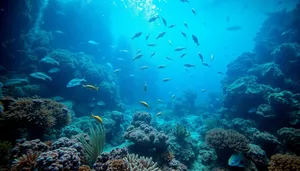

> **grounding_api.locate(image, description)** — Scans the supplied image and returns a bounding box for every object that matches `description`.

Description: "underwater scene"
[1,0,300,170]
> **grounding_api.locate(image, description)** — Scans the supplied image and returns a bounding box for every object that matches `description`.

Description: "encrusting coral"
[268,154,300,171]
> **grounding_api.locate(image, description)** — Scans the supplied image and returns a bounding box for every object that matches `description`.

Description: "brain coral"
[205,128,249,152]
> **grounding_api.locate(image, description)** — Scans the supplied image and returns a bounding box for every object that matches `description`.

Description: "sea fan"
[10,150,40,171]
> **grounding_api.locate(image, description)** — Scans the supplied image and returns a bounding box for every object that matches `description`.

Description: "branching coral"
[124,154,161,171]
[173,123,191,140]
[268,154,300,171]
[10,150,40,171]
[205,128,249,152]
[4,97,71,130]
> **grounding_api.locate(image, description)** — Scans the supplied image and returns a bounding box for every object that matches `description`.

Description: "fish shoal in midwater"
[166,57,173,61]
[4,78,29,87]
[150,52,155,58]
[114,69,122,73]
[217,71,224,75]
[146,33,151,40]
[48,68,60,73]
[132,32,143,40]
[148,43,156,47]
[184,21,188,28]
[157,99,163,103]
[83,84,99,91]
[211,54,214,61]
[133,54,143,61]
[180,0,190,3]
[202,62,210,67]
[30,72,52,81]
[140,101,150,108]
[168,40,172,46]
[91,113,103,124]
[181,31,187,38]
[171,94,176,99]
[156,111,163,116]
[192,8,196,15]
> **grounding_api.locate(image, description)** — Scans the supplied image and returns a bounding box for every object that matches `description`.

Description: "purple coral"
[93,148,128,171]
[12,139,49,158]
[124,123,168,149]
[36,147,81,171]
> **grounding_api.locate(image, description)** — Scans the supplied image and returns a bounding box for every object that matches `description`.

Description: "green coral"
[173,123,191,140]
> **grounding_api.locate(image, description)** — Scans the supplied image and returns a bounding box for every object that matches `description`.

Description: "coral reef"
[10,151,40,171]
[277,127,300,155]
[173,124,191,140]
[268,154,300,171]
[12,139,49,158]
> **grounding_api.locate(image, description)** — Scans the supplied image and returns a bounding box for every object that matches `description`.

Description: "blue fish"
[67,78,86,88]
[48,68,60,73]
[228,153,244,167]
[30,72,52,81]
[4,78,29,87]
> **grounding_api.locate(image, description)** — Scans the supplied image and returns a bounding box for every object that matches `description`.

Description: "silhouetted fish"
[226,26,242,31]
[132,32,143,40]
[192,35,199,46]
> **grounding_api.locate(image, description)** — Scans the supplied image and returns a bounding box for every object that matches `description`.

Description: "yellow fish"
[91,113,103,124]
[83,85,99,91]
[140,101,150,108]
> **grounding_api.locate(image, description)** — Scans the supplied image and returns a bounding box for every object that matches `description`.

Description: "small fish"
[146,33,151,40]
[120,49,129,53]
[192,35,199,46]
[48,68,60,73]
[140,101,150,108]
[184,64,195,67]
[201,89,206,92]
[158,65,166,69]
[133,54,143,61]
[136,49,142,54]
[148,43,156,47]
[114,69,122,73]
[168,24,176,28]
[248,107,257,113]
[4,78,29,87]
[198,52,204,62]
[168,40,172,46]
[106,62,113,69]
[83,84,99,91]
[171,94,176,99]
[140,66,148,70]
[181,31,187,38]
[67,78,86,88]
[156,111,163,116]
[217,71,224,75]
[156,32,166,39]
[191,8,196,15]
[30,72,52,81]
[132,32,143,40]
[161,17,167,26]
[202,62,210,67]
[174,47,186,51]
[150,52,156,58]
[180,0,189,3]
[226,15,230,23]
[166,57,173,61]
[97,101,106,106]
[179,53,186,58]
[148,15,160,22]
[55,30,64,34]
[157,99,163,103]
[211,54,214,61]
[91,113,103,124]
[162,78,171,82]
[176,88,180,91]
[228,153,244,167]
[183,21,188,28]
[144,83,147,91]
[88,40,99,46]
[39,56,60,66]
[226,26,242,31]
